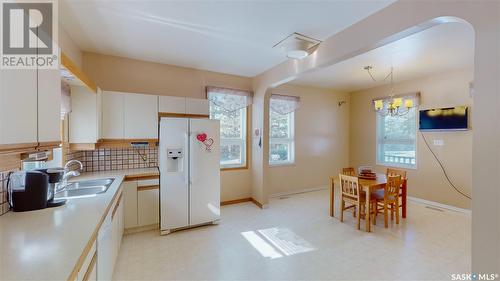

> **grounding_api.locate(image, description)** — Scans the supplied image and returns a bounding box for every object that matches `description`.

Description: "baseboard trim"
[251,198,264,209]
[221,198,252,206]
[269,186,328,198]
[220,197,264,209]
[408,196,471,214]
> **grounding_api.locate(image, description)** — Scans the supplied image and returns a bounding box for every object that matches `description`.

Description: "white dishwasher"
[97,210,113,281]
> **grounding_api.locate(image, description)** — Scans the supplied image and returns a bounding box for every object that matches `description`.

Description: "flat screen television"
[419,106,468,131]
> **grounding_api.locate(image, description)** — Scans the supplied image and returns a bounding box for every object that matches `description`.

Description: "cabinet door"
[158,96,185,114]
[111,201,119,269]
[77,239,96,281]
[84,258,97,281]
[96,88,102,141]
[138,188,159,226]
[123,93,158,139]
[69,86,99,143]
[186,98,209,115]
[37,69,61,143]
[118,195,124,248]
[102,91,124,139]
[123,181,138,229]
[0,69,38,144]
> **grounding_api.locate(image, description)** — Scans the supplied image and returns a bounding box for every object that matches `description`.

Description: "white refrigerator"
[159,117,221,235]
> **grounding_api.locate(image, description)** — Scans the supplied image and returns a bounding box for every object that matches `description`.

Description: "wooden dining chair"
[341,167,358,217]
[386,168,406,212]
[386,168,407,180]
[374,175,401,228]
[342,167,356,176]
[339,174,376,230]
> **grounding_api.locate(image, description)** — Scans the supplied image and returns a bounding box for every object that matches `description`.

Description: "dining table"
[329,173,407,232]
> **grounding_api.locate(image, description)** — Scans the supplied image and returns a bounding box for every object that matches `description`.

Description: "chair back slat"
[339,174,361,199]
[386,168,407,180]
[342,167,356,176]
[386,175,401,199]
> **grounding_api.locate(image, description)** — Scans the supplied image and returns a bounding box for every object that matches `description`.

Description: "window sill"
[376,162,417,170]
[221,166,248,171]
[269,162,295,168]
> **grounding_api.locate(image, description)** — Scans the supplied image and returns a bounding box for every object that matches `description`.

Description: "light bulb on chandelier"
[364,66,415,117]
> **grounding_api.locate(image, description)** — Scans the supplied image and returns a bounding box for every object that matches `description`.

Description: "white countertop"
[0,168,159,281]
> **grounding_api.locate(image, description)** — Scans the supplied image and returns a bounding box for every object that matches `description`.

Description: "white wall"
[350,68,473,209]
[268,84,350,196]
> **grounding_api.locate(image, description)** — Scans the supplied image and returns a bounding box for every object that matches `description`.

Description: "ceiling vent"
[273,32,321,60]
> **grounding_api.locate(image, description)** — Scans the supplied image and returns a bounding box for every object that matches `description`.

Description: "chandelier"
[364,66,415,117]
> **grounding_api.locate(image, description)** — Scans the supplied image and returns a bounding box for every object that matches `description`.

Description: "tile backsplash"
[71,148,158,172]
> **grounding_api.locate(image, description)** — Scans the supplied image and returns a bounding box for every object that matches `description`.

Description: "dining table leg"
[365,187,371,232]
[329,177,334,217]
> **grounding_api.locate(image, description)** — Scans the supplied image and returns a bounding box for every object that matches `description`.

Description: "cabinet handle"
[82,251,97,281]
[111,193,123,220]
[137,185,159,191]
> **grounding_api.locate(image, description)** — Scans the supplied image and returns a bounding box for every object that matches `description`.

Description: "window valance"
[206,86,253,112]
[270,94,300,115]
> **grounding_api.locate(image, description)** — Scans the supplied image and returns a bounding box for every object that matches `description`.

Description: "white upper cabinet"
[159,96,186,114]
[0,68,60,146]
[69,86,102,143]
[159,96,209,115]
[37,69,61,143]
[102,91,158,139]
[102,91,125,139]
[0,69,38,145]
[123,93,158,139]
[186,98,209,115]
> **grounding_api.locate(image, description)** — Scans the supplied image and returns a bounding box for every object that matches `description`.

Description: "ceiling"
[291,22,475,92]
[59,0,395,77]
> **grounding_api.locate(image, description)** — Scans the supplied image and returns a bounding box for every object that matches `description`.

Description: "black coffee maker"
[8,170,66,212]
[36,168,67,208]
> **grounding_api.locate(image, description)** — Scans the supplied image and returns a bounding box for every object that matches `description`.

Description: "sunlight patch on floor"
[241,227,316,259]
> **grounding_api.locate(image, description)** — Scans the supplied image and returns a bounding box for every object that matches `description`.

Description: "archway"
[251,1,499,273]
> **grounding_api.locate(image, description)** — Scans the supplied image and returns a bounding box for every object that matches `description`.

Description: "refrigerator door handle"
[185,132,189,185]
[189,132,196,185]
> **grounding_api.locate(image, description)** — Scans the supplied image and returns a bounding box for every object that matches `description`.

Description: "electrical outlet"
[433,139,444,146]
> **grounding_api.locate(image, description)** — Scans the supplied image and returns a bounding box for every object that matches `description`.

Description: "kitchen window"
[376,107,417,168]
[207,86,252,169]
[269,94,299,166]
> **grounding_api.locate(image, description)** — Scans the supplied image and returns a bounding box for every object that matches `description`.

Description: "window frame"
[209,104,249,171]
[375,108,418,169]
[269,110,295,166]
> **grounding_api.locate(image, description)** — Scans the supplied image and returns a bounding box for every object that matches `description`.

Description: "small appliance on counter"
[36,168,67,208]
[8,170,66,212]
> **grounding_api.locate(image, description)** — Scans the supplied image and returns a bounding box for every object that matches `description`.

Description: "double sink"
[55,178,115,199]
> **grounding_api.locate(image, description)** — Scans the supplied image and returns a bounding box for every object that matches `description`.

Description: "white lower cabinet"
[77,239,96,281]
[138,188,160,226]
[123,181,138,229]
[112,194,124,266]
[123,178,160,230]
[97,206,113,281]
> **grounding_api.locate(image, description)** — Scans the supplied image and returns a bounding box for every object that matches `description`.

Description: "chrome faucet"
[58,160,83,192]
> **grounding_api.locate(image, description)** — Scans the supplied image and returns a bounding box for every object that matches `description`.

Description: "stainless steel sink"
[55,178,114,199]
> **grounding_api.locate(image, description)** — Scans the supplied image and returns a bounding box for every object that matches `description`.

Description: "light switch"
[433,139,444,146]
